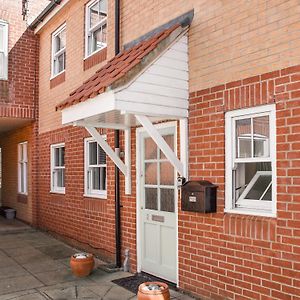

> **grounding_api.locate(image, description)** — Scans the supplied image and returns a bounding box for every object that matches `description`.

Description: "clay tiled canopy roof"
[56,24,186,111]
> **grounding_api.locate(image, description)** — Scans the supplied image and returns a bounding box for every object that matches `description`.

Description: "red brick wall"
[0,0,39,119]
[36,126,129,261]
[181,65,300,299]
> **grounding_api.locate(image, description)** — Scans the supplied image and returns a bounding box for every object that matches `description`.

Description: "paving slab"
[0,289,39,300]
[0,265,29,280]
[36,244,75,260]
[0,275,44,296]
[35,268,86,286]
[103,285,135,300]
[22,259,67,275]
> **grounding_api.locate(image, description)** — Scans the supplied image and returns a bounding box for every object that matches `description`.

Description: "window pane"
[98,145,106,165]
[262,185,272,201]
[245,174,272,200]
[89,142,97,165]
[56,169,64,188]
[145,162,157,185]
[0,25,3,51]
[55,148,60,166]
[144,137,157,160]
[54,29,66,53]
[160,162,174,185]
[254,116,269,157]
[236,118,251,158]
[160,134,174,159]
[92,167,100,190]
[234,162,271,200]
[145,187,157,210]
[92,26,106,52]
[20,164,24,192]
[160,188,174,212]
[59,147,65,166]
[100,167,106,190]
[0,53,4,77]
[90,0,107,28]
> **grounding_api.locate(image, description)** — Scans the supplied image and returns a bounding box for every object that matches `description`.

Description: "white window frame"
[84,136,107,199]
[85,0,107,58]
[18,142,28,195]
[0,20,8,80]
[50,143,65,194]
[51,23,66,78]
[225,104,276,217]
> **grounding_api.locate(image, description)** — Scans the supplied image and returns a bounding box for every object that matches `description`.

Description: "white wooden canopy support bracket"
[135,114,185,177]
[85,126,131,195]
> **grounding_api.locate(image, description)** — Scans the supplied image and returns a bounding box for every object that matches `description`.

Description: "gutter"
[29,0,62,30]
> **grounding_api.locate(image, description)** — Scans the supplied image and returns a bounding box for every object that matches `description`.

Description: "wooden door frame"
[136,121,179,285]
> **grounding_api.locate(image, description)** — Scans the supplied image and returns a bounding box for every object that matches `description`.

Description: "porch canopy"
[57,23,190,195]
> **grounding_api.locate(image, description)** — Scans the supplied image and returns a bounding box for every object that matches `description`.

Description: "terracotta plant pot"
[70,253,95,277]
[137,282,170,300]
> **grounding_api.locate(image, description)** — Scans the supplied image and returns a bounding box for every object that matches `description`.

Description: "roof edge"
[29,0,64,30]
[124,10,194,51]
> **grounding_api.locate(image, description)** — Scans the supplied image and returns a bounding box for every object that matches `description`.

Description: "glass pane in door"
[160,189,175,212]
[145,187,158,210]
[145,137,157,160]
[160,162,174,185]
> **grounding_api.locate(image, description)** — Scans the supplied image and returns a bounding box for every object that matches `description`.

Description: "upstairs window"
[18,142,28,195]
[51,23,66,77]
[51,143,65,193]
[85,0,107,57]
[84,137,107,198]
[0,20,8,80]
[225,104,276,217]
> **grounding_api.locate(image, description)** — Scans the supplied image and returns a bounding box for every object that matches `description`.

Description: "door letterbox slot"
[181,180,217,213]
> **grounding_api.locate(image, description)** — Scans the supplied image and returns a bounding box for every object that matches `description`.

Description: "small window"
[18,142,28,195]
[0,20,8,80]
[225,104,276,216]
[51,23,66,77]
[51,143,65,193]
[84,137,107,198]
[85,0,107,57]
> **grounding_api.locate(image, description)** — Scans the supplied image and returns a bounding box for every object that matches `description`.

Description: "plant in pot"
[137,282,170,300]
[70,253,95,277]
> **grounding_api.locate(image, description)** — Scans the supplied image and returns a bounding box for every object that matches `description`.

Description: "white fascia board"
[61,91,116,125]
[34,0,70,34]
[116,99,188,119]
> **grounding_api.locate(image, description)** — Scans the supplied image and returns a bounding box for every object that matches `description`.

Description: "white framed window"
[18,142,28,195]
[51,23,66,78]
[0,20,8,80]
[84,137,107,198]
[50,143,65,194]
[225,104,276,217]
[85,0,107,57]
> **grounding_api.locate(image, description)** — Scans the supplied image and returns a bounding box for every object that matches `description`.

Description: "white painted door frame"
[136,121,179,286]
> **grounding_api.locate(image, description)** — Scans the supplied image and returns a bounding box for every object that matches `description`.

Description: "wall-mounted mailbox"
[181,180,218,213]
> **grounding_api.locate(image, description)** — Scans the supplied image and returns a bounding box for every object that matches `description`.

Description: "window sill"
[83,193,107,200]
[50,190,65,195]
[83,47,107,71]
[224,208,276,218]
[18,192,28,196]
[50,71,66,89]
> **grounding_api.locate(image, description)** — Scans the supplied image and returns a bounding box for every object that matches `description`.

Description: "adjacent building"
[1,0,300,299]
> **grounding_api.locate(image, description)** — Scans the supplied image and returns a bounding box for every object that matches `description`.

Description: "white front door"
[137,123,177,283]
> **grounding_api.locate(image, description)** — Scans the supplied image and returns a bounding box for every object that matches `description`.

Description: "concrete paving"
[0,228,194,300]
